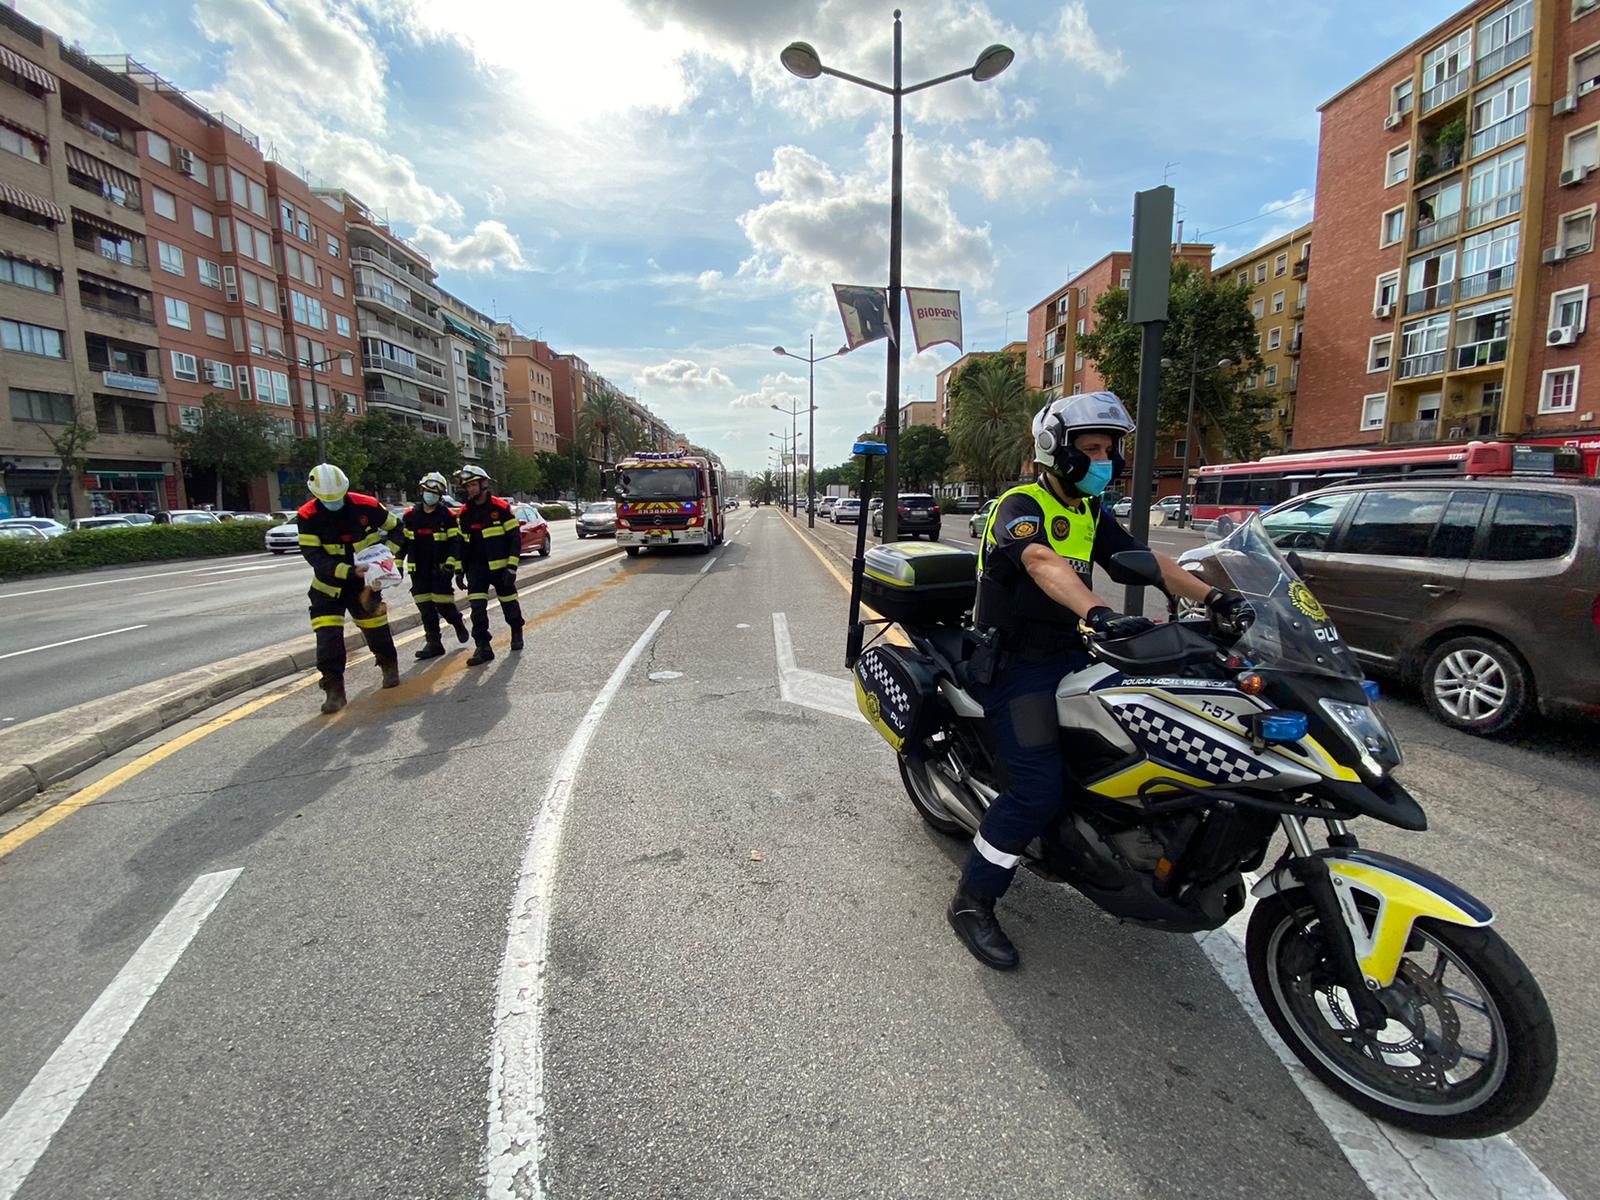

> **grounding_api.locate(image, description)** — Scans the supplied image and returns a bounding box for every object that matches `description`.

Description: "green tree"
[576,391,642,473]
[899,424,951,491]
[169,394,281,508]
[481,442,543,498]
[749,470,780,504]
[947,353,1037,500]
[534,450,573,497]
[38,419,97,519]
[1076,262,1276,462]
[286,417,372,505]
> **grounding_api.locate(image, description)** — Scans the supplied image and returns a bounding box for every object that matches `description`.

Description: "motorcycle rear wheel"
[1246,889,1557,1138]
[897,751,969,837]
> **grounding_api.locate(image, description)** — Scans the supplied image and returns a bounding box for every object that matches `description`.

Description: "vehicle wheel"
[1246,888,1557,1139]
[539,540,551,557]
[696,538,712,555]
[897,753,968,837]
[1421,636,1530,735]
[575,530,586,539]
[927,530,939,542]
[624,546,640,558]
[272,549,287,555]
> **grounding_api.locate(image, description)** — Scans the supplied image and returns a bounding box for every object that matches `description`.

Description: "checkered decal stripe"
[857,649,912,731]
[1118,704,1274,785]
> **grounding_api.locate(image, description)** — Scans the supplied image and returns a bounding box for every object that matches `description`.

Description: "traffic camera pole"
[1123,185,1176,616]
[845,440,888,667]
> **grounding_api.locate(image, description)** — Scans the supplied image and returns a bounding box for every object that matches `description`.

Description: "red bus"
[1190,441,1586,531]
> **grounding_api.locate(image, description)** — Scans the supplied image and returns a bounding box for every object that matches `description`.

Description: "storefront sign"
[102,370,160,394]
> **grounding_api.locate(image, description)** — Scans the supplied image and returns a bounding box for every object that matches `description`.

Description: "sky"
[23,0,1472,475]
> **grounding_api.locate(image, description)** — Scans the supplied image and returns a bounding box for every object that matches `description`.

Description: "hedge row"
[0,521,274,581]
[538,504,574,520]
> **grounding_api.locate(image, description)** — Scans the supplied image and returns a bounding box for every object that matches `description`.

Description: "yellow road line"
[778,511,908,646]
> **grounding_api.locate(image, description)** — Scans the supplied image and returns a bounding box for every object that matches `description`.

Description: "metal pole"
[1124,318,1166,615]
[791,406,799,517]
[807,334,816,528]
[882,9,903,543]
[844,452,875,668]
[1179,344,1198,529]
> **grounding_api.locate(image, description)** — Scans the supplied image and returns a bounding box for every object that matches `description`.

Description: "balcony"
[61,109,136,160]
[1388,417,1442,444]
[1476,31,1531,82]
[1413,211,1460,250]
[72,232,147,271]
[1421,70,1469,115]
[366,389,424,415]
[354,283,438,327]
[358,318,444,361]
[362,353,447,387]
[1454,338,1508,372]
[1457,264,1515,301]
[1291,253,1309,280]
[351,246,439,300]
[81,296,155,326]
[1397,351,1447,380]
[1404,281,1455,315]
[1471,109,1527,159]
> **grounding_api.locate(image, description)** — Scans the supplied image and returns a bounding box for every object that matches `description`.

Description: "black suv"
[872,493,942,539]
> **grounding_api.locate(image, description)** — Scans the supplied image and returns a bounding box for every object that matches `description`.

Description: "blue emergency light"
[853,441,888,456]
[1255,711,1309,744]
[1361,680,1381,702]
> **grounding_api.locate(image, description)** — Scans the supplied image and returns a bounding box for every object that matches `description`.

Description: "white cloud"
[934,136,1059,202]
[640,359,734,390]
[1032,2,1125,84]
[305,135,464,225]
[410,220,531,272]
[731,371,806,410]
[696,269,724,289]
[1209,188,1315,269]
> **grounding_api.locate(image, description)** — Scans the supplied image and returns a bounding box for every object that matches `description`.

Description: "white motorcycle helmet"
[1031,392,1135,494]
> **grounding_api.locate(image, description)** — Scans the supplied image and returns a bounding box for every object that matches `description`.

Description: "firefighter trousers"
[308,587,398,683]
[465,564,523,647]
[410,568,467,645]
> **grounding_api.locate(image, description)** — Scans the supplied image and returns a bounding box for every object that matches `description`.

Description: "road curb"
[0,543,620,817]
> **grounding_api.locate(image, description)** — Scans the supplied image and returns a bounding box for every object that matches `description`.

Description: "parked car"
[0,523,47,540]
[1111,496,1135,518]
[121,512,154,526]
[1150,496,1187,521]
[71,515,134,531]
[817,497,839,518]
[1179,478,1600,735]
[832,498,862,524]
[153,510,221,525]
[968,497,998,539]
[953,496,987,514]
[0,517,67,537]
[872,492,941,539]
[265,519,300,555]
[575,501,617,538]
[512,503,552,557]
[270,510,298,523]
[223,511,273,522]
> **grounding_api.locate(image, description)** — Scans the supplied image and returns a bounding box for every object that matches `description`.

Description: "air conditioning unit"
[1555,95,1579,116]
[1384,112,1404,130]
[1374,303,1394,319]
[1559,165,1592,187]
[1549,326,1579,346]
[1543,245,1566,264]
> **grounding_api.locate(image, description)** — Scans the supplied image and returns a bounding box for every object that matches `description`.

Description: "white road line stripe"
[0,868,241,1200]
[0,556,269,600]
[0,625,148,661]
[1194,886,1567,1200]
[483,609,670,1200]
[772,613,864,724]
[698,553,717,575]
[132,580,231,598]
[192,562,297,576]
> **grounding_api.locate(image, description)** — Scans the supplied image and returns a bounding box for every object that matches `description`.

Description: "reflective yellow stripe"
[499,520,522,534]
[415,592,455,604]
[334,562,351,580]
[297,533,319,546]
[498,593,520,604]
[487,557,516,570]
[310,577,342,597]
[352,613,389,630]
[318,542,346,556]
[310,614,344,629]
[353,530,388,552]
[467,592,490,600]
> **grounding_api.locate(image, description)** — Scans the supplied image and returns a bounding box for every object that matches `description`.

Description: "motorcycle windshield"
[1201,516,1362,681]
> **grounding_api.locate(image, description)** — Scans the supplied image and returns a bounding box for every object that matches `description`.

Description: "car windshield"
[174,513,214,523]
[586,502,616,514]
[903,496,935,509]
[617,467,699,500]
[1187,516,1362,681]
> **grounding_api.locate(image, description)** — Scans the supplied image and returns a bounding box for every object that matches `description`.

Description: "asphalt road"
[0,520,591,726]
[0,507,1593,1199]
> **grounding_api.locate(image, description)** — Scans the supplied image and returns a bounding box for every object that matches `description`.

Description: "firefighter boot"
[379,659,402,689]
[319,677,347,715]
[415,638,446,660]
[448,607,469,643]
[467,642,496,667]
[509,624,525,652]
[415,604,445,659]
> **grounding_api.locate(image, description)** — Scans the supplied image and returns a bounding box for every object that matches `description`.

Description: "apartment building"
[0,12,176,518]
[315,188,453,440]
[493,322,557,460]
[932,341,1025,428]
[1297,0,1600,460]
[1214,222,1313,451]
[434,293,505,463]
[899,400,936,429]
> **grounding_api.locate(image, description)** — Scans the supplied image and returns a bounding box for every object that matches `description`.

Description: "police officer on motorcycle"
[949,392,1251,970]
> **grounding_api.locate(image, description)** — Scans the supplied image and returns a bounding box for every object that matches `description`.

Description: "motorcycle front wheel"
[1246,889,1557,1139]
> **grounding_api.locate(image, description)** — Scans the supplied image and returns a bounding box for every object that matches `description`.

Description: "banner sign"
[833,284,893,351]
[905,288,962,353]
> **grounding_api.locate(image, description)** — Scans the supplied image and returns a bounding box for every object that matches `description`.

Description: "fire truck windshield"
[618,467,700,500]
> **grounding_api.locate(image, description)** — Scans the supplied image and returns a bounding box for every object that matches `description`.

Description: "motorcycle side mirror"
[1284,550,1306,576]
[1109,548,1165,591]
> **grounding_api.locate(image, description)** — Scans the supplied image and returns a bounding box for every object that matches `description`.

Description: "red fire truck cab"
[613,452,725,556]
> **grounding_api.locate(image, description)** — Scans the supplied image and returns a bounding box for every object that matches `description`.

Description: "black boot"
[947,885,1019,971]
[509,625,524,652]
[379,660,401,688]
[449,611,469,643]
[319,677,347,715]
[467,643,495,667]
[414,639,445,660]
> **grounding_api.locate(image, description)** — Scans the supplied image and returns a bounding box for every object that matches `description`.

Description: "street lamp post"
[782,18,1012,541]
[1162,351,1233,528]
[775,335,848,527]
[269,350,351,463]
[771,396,816,519]
[770,432,794,507]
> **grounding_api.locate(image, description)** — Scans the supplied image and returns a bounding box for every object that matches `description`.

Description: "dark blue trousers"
[960,650,1089,899]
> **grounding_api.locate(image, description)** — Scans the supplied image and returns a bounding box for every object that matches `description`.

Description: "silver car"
[575,501,618,538]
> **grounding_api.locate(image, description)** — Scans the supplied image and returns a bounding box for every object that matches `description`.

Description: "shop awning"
[0,111,45,141]
[441,312,476,338]
[0,180,65,223]
[65,143,139,194]
[0,45,57,92]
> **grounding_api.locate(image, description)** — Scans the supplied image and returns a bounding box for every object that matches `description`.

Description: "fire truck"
[612,451,726,556]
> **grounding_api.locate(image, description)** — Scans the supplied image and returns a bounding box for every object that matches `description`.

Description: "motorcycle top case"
[854,644,940,753]
[861,541,977,625]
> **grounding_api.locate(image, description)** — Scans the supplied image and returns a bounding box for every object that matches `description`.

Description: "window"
[0,255,57,293]
[330,274,345,298]
[255,366,274,402]
[1368,335,1394,372]
[1392,77,1414,116]
[204,310,225,338]
[1255,263,1268,284]
[157,241,184,276]
[335,314,351,337]
[1361,394,1388,431]
[0,124,44,163]
[145,132,170,165]
[1375,270,1401,311]
[197,257,222,288]
[203,359,234,388]
[1476,0,1532,78]
[1265,365,1279,386]
[1076,318,1085,336]
[1344,490,1448,556]
[1252,298,1265,318]
[1458,221,1518,299]
[223,265,237,301]
[1415,179,1463,247]
[1274,253,1288,277]
[246,179,267,217]
[2,319,64,357]
[1552,286,1590,333]
[1271,290,1285,314]
[1484,492,1577,560]
[1453,297,1512,369]
[192,207,214,238]
[1263,492,1356,551]
[241,270,260,307]
[1471,66,1530,157]
[1236,271,1248,287]
[1575,44,1600,98]
[1429,492,1488,560]
[9,388,74,422]
[1386,145,1411,186]
[1566,125,1600,173]
[1405,247,1456,313]
[1466,146,1525,231]
[1540,367,1581,414]
[151,187,176,221]
[327,234,340,258]
[1422,29,1472,111]
[170,350,199,382]
[1381,206,1406,247]
[244,319,265,354]
[163,296,191,329]
[1074,352,1084,370]
[1267,327,1283,350]
[1399,313,1451,378]
[1119,269,1131,288]
[237,370,250,401]
[279,201,295,234]
[266,324,283,355]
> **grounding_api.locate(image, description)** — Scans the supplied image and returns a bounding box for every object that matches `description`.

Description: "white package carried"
[354,543,404,591]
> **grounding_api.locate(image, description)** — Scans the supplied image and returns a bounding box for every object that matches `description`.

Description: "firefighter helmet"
[456,465,491,487]
[418,471,451,495]
[307,463,350,503]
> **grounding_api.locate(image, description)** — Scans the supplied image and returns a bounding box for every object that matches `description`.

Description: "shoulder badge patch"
[1006,517,1039,538]
[1050,516,1070,540]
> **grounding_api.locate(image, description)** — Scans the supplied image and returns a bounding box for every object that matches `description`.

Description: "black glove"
[1083,607,1156,639]
[1205,588,1256,633]
[455,571,467,592]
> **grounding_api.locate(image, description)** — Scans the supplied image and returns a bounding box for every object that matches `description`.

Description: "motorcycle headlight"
[1318,698,1403,780]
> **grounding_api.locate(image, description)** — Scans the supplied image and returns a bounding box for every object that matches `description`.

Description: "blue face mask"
[321,497,345,512]
[422,491,441,505]
[1078,460,1114,497]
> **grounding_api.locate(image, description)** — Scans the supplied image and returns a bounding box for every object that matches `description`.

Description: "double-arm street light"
[1161,351,1234,528]
[774,337,848,527]
[782,15,1012,540]
[770,396,817,519]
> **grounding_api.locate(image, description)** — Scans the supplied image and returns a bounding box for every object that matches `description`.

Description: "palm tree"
[576,391,643,475]
[947,354,1038,499]
[750,470,779,505]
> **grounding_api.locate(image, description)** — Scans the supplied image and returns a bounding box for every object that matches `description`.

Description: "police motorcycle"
[850,516,1557,1139]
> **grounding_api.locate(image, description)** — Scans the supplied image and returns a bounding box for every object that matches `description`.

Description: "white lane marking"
[697,553,717,576]
[0,868,241,1200]
[1194,887,1567,1200]
[0,555,270,600]
[483,609,671,1200]
[192,562,298,576]
[132,580,231,598]
[772,613,864,724]
[0,625,149,661]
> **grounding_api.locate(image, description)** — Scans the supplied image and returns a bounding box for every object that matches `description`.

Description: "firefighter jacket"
[397,503,462,576]
[457,494,521,573]
[296,492,402,599]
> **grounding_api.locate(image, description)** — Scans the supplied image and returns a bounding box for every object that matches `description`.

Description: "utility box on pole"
[1124,185,1174,614]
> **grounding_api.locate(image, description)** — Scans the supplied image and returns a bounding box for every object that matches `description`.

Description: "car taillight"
[898,506,909,514]
[1593,594,1600,630]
